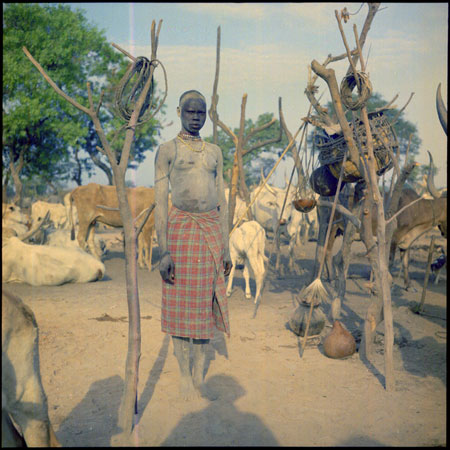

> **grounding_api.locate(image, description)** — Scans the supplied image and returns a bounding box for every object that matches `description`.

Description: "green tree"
[3,3,120,202]
[3,3,165,203]
[70,57,166,186]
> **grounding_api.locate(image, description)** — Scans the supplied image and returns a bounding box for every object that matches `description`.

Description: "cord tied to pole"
[114,56,167,126]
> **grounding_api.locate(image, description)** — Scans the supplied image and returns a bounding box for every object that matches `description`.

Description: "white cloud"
[180,3,268,20]
[119,42,311,98]
[281,2,356,27]
[116,18,448,188]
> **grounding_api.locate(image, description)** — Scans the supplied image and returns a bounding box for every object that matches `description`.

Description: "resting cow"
[2,203,31,236]
[2,289,60,447]
[31,200,67,229]
[2,237,105,286]
[226,220,268,304]
[46,228,106,257]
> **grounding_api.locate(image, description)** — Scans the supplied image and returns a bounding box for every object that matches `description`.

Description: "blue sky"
[64,2,448,188]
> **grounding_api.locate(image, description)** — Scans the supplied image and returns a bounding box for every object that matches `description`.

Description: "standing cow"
[286,204,319,273]
[2,289,60,447]
[224,188,251,226]
[68,183,155,269]
[250,183,295,235]
[63,192,78,230]
[226,220,268,304]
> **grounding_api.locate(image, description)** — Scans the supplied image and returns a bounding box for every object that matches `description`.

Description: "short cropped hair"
[179,90,206,107]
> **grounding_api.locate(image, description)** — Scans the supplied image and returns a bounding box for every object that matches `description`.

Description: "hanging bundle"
[313,110,397,184]
[293,196,317,213]
[293,178,317,213]
[114,56,167,125]
[293,164,317,213]
[292,126,317,213]
[340,71,373,111]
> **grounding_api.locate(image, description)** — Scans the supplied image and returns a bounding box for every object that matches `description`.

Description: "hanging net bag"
[314,110,397,184]
[292,136,317,213]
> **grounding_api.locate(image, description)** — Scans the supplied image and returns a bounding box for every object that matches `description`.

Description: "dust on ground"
[4,228,446,446]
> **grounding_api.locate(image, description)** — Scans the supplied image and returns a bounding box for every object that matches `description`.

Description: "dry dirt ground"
[3,228,446,447]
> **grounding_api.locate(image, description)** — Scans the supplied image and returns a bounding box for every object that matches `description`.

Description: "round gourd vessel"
[323,320,356,359]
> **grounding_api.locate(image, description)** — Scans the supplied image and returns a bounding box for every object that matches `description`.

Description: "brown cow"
[68,183,155,270]
[316,175,447,290]
[2,289,60,447]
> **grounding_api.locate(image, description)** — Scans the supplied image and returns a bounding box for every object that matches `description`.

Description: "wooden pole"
[23,19,165,439]
[229,122,304,237]
[300,153,347,357]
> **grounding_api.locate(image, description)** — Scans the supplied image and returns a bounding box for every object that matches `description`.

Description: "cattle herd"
[1,153,447,446]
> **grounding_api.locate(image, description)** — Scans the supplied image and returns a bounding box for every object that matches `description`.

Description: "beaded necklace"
[177,134,205,153]
[178,132,201,141]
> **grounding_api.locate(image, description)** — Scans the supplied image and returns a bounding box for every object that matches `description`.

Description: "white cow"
[2,237,105,286]
[2,203,31,236]
[46,228,106,256]
[63,191,78,229]
[286,198,319,273]
[226,220,268,304]
[249,182,296,274]
[31,200,67,229]
[224,188,250,226]
[2,289,60,447]
[250,183,295,235]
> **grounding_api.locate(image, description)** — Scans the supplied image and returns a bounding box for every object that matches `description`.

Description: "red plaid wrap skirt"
[161,206,230,339]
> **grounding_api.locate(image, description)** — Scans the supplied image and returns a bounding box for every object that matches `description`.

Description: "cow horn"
[134,203,156,238]
[427,151,441,199]
[264,183,276,195]
[259,167,265,185]
[97,204,120,211]
[436,83,447,135]
[17,211,51,242]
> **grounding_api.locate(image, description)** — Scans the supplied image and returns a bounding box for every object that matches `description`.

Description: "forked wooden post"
[23,19,166,440]
[208,26,282,229]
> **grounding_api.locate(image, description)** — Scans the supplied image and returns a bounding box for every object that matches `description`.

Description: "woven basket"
[315,111,397,183]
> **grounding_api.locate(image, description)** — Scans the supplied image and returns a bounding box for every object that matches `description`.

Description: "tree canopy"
[73,57,166,186]
[3,3,165,201]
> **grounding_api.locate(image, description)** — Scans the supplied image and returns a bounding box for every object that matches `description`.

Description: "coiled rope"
[114,56,167,125]
[340,71,372,110]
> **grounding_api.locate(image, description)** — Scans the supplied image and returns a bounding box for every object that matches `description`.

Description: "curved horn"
[264,182,276,195]
[259,166,265,185]
[427,151,441,199]
[259,166,276,195]
[436,83,447,135]
[97,204,120,211]
[134,203,156,238]
[17,210,51,242]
